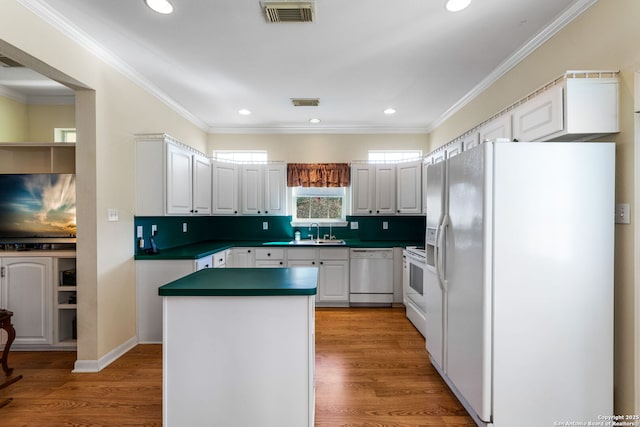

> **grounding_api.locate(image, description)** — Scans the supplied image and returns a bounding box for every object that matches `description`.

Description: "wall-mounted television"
[0,174,76,242]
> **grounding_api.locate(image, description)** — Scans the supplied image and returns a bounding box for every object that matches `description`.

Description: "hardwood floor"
[0,307,474,426]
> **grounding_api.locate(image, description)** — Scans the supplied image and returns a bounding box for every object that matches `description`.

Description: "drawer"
[286,248,317,261]
[255,248,285,260]
[213,250,226,268]
[318,248,349,260]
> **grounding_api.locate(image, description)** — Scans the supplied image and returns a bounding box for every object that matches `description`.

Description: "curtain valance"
[287,163,350,187]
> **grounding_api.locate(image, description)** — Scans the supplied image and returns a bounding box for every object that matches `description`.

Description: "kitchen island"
[158,267,317,427]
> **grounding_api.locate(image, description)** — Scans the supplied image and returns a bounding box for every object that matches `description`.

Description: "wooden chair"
[0,309,23,408]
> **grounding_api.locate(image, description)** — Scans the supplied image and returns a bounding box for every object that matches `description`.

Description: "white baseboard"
[72,336,138,373]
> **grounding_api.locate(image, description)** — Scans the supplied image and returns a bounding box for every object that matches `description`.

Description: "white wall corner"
[634,70,640,416]
[72,336,138,373]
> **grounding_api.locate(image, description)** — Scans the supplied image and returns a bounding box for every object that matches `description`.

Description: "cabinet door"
[166,143,193,215]
[229,248,255,268]
[192,154,212,215]
[240,165,264,215]
[0,257,52,346]
[351,164,375,215]
[375,164,396,215]
[212,161,239,215]
[264,164,286,215]
[396,160,422,214]
[462,132,481,151]
[512,85,564,142]
[479,114,512,143]
[318,260,349,303]
[446,140,464,158]
[195,255,213,270]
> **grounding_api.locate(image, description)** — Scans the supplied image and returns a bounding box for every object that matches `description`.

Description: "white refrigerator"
[424,141,614,427]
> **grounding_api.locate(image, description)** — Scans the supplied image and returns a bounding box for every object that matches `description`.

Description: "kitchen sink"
[289,239,346,245]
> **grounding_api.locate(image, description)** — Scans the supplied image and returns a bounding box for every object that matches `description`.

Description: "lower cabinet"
[228,247,256,267]
[287,248,349,306]
[0,257,52,346]
[255,248,285,268]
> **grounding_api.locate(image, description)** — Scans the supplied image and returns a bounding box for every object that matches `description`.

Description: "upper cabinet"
[396,160,422,214]
[212,160,239,215]
[351,163,397,215]
[240,163,286,215]
[136,134,211,216]
[479,114,512,143]
[512,72,619,142]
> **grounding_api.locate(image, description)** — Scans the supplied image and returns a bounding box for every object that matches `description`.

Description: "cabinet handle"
[234,210,238,214]
[267,253,271,257]
[376,210,380,214]
[320,261,324,265]
[258,211,261,214]
[369,210,372,214]
[397,209,400,213]
[248,250,251,253]
[312,261,315,265]
[265,210,269,214]
[279,261,283,265]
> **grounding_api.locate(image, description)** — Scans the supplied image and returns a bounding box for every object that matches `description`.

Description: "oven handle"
[435,214,449,293]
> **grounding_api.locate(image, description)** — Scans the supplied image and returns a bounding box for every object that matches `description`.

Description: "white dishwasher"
[349,248,393,306]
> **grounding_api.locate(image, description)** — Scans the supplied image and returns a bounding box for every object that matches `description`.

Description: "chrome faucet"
[309,223,320,241]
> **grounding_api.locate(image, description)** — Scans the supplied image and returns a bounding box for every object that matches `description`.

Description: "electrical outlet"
[350,221,359,230]
[108,208,119,222]
[151,224,157,235]
[615,203,630,224]
[383,221,389,230]
[182,222,188,233]
[263,221,269,230]
[136,226,143,238]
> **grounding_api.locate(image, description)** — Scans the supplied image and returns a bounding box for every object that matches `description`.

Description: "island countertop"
[158,267,318,297]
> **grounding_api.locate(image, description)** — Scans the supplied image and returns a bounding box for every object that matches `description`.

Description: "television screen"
[0,174,76,239]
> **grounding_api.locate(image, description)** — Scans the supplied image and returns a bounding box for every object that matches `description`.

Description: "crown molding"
[16,0,209,131]
[207,125,429,135]
[0,85,28,103]
[427,0,599,132]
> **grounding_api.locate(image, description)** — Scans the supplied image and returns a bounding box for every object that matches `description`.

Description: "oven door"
[406,255,426,315]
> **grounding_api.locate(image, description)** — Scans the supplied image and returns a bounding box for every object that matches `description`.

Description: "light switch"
[136,226,143,238]
[151,224,157,235]
[108,208,119,222]
[263,221,269,230]
[383,221,389,230]
[350,221,359,230]
[615,203,630,224]
[182,222,188,232]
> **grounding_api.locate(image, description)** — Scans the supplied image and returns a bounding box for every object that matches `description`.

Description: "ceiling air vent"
[291,98,320,107]
[262,1,314,23]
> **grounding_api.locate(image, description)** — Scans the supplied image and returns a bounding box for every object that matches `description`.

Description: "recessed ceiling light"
[445,0,471,12]
[309,118,321,124]
[238,109,251,115]
[144,0,174,14]
[383,108,397,115]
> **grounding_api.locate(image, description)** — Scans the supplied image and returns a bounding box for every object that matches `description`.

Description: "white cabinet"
[351,163,396,215]
[317,248,349,306]
[396,160,422,214]
[351,163,375,215]
[479,114,512,143]
[462,132,481,151]
[255,248,285,268]
[445,140,464,158]
[135,133,211,216]
[212,160,239,215]
[195,254,214,270]
[287,248,348,306]
[213,249,230,268]
[240,163,286,215]
[192,153,212,215]
[512,75,619,142]
[375,164,396,215]
[228,247,256,267]
[0,257,52,346]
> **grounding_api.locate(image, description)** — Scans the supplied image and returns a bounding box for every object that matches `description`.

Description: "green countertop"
[135,239,422,260]
[158,267,318,296]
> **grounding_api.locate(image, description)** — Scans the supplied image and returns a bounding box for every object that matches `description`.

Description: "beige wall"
[430,0,639,414]
[208,133,429,162]
[1,0,207,362]
[27,103,75,142]
[0,95,27,141]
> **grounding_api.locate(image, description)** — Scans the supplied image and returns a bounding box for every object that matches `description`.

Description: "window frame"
[289,186,349,226]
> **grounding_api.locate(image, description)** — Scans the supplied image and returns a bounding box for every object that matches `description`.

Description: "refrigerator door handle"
[436,214,450,293]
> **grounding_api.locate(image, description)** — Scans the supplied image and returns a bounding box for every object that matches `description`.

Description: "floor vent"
[262,1,314,23]
[291,98,320,107]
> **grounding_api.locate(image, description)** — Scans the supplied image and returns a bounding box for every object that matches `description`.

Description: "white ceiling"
[5,0,594,133]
